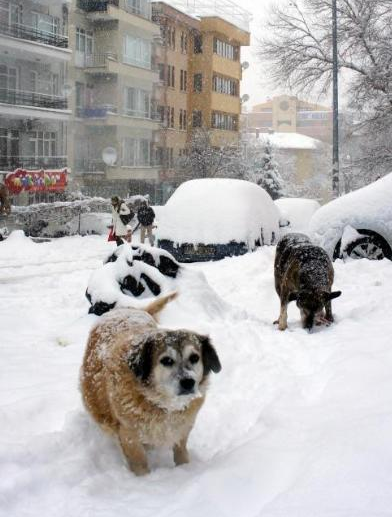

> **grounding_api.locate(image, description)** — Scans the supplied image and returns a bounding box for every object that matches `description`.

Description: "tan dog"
[81,294,221,476]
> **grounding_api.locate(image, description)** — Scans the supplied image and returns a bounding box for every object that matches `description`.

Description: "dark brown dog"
[80,293,221,476]
[274,233,341,331]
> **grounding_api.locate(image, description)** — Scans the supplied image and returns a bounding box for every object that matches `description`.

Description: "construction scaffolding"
[166,0,252,32]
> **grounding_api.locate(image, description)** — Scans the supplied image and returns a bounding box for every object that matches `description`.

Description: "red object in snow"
[5,168,68,194]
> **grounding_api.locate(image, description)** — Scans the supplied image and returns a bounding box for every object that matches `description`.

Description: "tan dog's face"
[128,330,221,411]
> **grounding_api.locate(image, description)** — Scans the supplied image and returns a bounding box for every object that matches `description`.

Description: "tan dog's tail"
[145,291,178,318]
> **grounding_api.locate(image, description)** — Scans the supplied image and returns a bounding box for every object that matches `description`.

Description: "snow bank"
[275,198,321,234]
[158,178,280,248]
[309,173,392,255]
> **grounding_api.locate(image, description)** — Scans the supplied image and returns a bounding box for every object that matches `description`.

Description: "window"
[193,73,202,93]
[158,63,165,82]
[124,35,151,69]
[124,0,151,19]
[76,28,93,54]
[213,38,239,61]
[213,75,238,96]
[211,112,238,131]
[180,70,187,91]
[122,138,151,167]
[167,65,175,88]
[125,87,151,118]
[75,82,85,110]
[162,25,175,49]
[179,109,187,130]
[0,64,18,92]
[29,131,57,158]
[180,31,188,54]
[0,129,19,166]
[193,33,203,54]
[32,12,59,35]
[192,110,202,128]
[0,3,23,26]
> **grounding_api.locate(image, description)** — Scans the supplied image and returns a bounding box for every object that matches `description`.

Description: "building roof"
[250,132,323,150]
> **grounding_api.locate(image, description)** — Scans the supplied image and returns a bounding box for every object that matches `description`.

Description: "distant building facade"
[243,95,332,144]
[0,0,71,204]
[68,0,161,199]
[152,1,250,185]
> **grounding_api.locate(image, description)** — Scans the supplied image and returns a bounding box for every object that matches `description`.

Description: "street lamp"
[332,0,339,197]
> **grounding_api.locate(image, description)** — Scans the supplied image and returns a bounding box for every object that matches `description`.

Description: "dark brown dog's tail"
[145,291,178,318]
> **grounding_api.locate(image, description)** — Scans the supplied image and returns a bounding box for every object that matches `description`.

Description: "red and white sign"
[5,169,68,195]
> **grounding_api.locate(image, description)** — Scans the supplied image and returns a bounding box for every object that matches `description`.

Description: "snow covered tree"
[258,0,392,182]
[247,142,284,200]
[177,128,246,182]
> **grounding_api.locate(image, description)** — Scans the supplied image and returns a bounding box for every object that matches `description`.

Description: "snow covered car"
[275,198,321,234]
[157,178,280,262]
[309,173,392,260]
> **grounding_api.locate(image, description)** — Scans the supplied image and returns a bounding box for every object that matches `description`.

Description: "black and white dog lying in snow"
[274,233,342,331]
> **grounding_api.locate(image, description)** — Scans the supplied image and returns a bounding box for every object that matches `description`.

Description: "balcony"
[75,159,106,174]
[0,21,68,48]
[0,88,67,110]
[84,52,118,69]
[77,0,152,20]
[0,156,67,171]
[77,105,117,118]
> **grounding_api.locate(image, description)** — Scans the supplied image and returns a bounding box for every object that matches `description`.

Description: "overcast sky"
[237,0,285,108]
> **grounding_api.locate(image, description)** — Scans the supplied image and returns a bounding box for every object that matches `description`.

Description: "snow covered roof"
[158,178,280,247]
[249,132,323,150]
[309,173,392,256]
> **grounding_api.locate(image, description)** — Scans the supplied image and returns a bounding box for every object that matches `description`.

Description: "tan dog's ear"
[128,337,154,382]
[200,336,221,375]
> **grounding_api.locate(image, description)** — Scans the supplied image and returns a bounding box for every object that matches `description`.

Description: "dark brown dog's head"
[128,330,221,410]
[290,290,342,330]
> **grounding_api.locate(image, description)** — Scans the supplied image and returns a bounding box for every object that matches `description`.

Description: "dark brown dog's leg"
[278,291,289,331]
[325,300,334,323]
[173,435,190,466]
[118,426,150,476]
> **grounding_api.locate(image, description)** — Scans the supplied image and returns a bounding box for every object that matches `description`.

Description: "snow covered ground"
[1,232,392,517]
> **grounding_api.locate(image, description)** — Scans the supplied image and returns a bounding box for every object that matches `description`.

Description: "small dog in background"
[274,233,342,331]
[80,293,221,476]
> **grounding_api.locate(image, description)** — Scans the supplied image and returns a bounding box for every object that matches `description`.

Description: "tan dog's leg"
[173,435,190,466]
[118,426,149,476]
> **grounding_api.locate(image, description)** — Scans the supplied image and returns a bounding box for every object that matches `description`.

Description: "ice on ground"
[1,235,392,516]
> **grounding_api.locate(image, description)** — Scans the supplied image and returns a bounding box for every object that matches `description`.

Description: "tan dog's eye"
[189,354,200,364]
[160,357,175,367]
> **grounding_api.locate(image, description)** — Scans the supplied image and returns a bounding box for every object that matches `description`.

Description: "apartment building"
[69,0,161,198]
[243,95,333,143]
[0,0,71,204]
[152,1,250,184]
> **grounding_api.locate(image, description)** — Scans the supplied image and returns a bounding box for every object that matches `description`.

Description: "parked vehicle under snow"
[157,179,280,262]
[309,173,392,260]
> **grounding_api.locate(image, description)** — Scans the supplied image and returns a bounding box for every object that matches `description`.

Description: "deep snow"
[1,233,392,517]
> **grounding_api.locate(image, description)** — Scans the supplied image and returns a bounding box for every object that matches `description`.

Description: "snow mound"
[309,173,392,256]
[158,178,280,248]
[275,198,321,234]
[86,244,228,318]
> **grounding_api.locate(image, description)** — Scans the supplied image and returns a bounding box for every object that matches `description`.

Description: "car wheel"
[345,233,392,261]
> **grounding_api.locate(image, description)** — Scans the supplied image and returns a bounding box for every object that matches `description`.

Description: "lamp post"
[332,0,339,197]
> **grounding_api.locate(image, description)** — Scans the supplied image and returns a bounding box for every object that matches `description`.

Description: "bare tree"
[177,128,247,182]
[258,0,392,181]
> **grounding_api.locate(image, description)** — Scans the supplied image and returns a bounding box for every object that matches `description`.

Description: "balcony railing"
[75,159,106,173]
[84,52,118,68]
[0,88,68,110]
[77,0,151,19]
[0,156,67,171]
[77,105,117,118]
[0,21,68,48]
